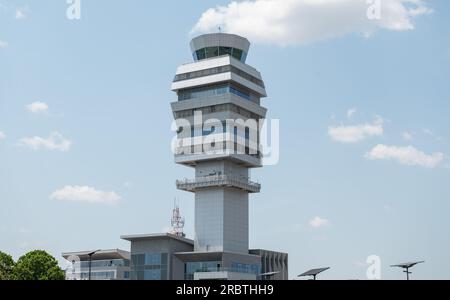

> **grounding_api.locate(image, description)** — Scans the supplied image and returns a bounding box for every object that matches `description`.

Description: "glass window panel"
[131,254,145,266]
[131,271,138,280]
[161,269,167,280]
[185,261,222,279]
[230,86,250,100]
[137,270,144,280]
[196,49,206,60]
[205,47,219,59]
[241,51,248,62]
[219,46,232,56]
[144,269,161,280]
[138,254,145,266]
[161,253,168,266]
[232,48,243,60]
[178,84,229,101]
[145,253,161,266]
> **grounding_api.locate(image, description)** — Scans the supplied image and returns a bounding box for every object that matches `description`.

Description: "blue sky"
[1,0,449,280]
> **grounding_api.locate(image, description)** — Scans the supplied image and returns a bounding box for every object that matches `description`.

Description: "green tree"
[12,250,65,280]
[0,251,15,280]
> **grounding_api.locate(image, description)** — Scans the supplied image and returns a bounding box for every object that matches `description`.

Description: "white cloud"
[192,0,432,46]
[15,7,27,19]
[347,107,357,118]
[402,132,413,141]
[19,131,72,152]
[422,128,445,143]
[26,101,49,114]
[0,131,6,140]
[423,128,433,135]
[50,186,122,205]
[123,182,133,188]
[328,117,383,143]
[0,40,8,49]
[309,216,329,228]
[365,144,444,168]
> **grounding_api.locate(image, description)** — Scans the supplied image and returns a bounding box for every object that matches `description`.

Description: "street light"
[391,261,424,280]
[87,250,101,281]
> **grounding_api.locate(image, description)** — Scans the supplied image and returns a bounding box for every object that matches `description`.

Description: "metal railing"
[176,175,261,193]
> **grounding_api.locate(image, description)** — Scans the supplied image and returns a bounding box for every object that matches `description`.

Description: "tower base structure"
[120,233,288,280]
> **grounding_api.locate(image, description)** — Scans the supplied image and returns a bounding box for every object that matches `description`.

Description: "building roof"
[120,233,194,245]
[190,33,250,56]
[249,249,289,256]
[62,249,130,261]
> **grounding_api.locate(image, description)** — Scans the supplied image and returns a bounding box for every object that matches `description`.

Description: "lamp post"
[87,250,101,280]
[391,261,424,280]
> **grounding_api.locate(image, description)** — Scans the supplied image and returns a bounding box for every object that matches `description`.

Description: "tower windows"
[178,84,252,101]
[220,46,233,56]
[174,103,263,120]
[231,48,243,61]
[193,47,247,62]
[173,65,265,88]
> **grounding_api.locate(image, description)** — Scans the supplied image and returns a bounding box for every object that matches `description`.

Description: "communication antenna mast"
[170,199,185,237]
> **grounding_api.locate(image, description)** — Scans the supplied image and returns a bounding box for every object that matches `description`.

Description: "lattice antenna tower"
[170,198,185,238]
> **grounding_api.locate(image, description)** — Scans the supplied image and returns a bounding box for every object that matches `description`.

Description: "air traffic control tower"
[172,33,266,255]
[169,33,287,280]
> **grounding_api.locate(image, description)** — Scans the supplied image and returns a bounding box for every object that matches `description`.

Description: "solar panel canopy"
[391,261,425,268]
[299,267,330,277]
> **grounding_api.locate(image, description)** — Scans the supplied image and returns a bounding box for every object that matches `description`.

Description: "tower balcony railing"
[176,175,261,193]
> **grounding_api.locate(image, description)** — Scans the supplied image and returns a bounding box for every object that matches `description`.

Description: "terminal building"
[62,249,130,280]
[62,33,288,280]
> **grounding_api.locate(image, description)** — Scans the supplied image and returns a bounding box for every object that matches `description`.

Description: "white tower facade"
[171,33,267,255]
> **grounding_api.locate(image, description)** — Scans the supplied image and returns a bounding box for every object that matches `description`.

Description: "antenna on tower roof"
[170,198,185,238]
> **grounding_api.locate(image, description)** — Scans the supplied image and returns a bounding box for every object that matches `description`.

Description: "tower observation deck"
[171,33,268,255]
